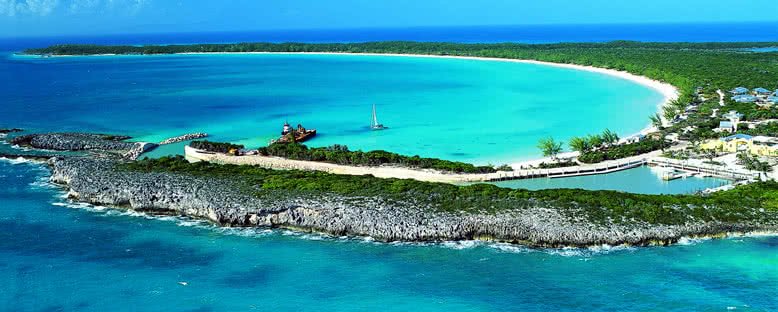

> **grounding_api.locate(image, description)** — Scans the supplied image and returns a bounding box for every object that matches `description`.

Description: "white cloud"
[0,0,59,16]
[0,0,148,17]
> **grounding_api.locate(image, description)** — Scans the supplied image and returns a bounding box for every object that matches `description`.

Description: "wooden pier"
[481,158,648,182]
[647,157,759,181]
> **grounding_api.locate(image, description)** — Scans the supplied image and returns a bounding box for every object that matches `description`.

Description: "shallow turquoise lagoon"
[1,53,664,164]
[1,161,776,311]
[493,165,730,194]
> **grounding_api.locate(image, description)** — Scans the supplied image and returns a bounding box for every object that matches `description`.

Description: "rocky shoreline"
[41,155,775,247]
[5,131,778,248]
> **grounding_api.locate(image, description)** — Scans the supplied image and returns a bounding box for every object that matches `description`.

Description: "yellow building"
[701,134,778,156]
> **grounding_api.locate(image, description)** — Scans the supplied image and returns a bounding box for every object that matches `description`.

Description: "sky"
[2,0,778,38]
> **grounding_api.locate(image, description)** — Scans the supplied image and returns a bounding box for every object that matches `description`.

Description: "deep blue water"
[3,22,778,51]
[1,160,776,311]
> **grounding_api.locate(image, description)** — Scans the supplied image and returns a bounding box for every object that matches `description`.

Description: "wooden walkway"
[481,158,648,181]
[648,157,760,181]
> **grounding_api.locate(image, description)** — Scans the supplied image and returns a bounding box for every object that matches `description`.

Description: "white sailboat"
[370,104,387,130]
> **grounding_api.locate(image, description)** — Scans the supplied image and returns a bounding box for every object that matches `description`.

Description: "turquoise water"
[746,47,778,52]
[1,53,664,164]
[494,165,730,194]
[1,160,776,311]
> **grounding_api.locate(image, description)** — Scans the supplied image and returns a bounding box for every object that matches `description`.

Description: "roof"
[754,87,771,93]
[731,87,749,94]
[722,133,752,141]
[733,95,757,102]
[719,121,734,128]
[768,96,778,103]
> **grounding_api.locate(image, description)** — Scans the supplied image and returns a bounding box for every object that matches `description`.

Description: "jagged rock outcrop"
[0,128,23,134]
[12,133,134,151]
[46,156,774,247]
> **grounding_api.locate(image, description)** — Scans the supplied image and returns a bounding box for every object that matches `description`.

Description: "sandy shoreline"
[175,51,679,107]
[31,51,679,168]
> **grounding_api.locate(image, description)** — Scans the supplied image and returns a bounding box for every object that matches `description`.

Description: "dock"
[647,157,760,181]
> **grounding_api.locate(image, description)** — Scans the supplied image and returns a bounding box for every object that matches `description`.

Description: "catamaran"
[370,104,387,130]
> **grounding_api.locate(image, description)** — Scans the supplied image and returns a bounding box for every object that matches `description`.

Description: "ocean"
[0,52,664,165]
[4,22,778,50]
[0,160,776,311]
[1,23,777,311]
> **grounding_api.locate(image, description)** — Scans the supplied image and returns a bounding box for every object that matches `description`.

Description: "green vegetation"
[121,156,778,224]
[737,152,772,176]
[578,139,665,163]
[25,41,778,93]
[568,129,619,153]
[537,137,563,160]
[190,140,244,153]
[256,142,504,173]
[535,161,577,169]
[740,122,778,137]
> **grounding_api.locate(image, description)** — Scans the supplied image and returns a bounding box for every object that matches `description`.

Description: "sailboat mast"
[372,104,378,126]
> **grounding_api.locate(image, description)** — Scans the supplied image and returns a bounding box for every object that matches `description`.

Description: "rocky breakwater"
[159,132,208,145]
[44,156,777,247]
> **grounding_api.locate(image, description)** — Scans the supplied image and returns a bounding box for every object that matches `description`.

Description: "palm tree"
[649,113,663,130]
[601,129,619,146]
[587,134,604,150]
[537,137,563,160]
[569,136,591,153]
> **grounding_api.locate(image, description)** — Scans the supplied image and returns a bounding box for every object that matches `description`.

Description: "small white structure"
[618,134,645,145]
[722,110,744,132]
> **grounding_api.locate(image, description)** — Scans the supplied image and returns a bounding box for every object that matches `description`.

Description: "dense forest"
[256,142,506,173]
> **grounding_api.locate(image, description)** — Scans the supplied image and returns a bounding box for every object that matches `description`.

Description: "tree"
[663,106,678,123]
[569,136,591,153]
[601,129,619,146]
[649,113,663,129]
[586,134,604,150]
[537,137,563,160]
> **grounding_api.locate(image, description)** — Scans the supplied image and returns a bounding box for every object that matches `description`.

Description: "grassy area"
[121,156,778,225]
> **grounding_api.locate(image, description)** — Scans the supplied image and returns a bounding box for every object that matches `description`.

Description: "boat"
[272,121,317,144]
[370,104,387,130]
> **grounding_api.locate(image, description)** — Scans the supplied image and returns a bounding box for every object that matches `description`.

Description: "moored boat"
[370,104,387,130]
[272,121,317,143]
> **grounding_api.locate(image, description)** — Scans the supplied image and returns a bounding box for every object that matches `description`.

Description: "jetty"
[159,132,208,145]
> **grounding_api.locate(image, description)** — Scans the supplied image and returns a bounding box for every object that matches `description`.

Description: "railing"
[480,158,648,182]
[647,157,760,181]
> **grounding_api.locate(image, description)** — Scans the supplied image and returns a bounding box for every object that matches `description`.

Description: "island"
[10,40,778,247]
[3,130,777,248]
